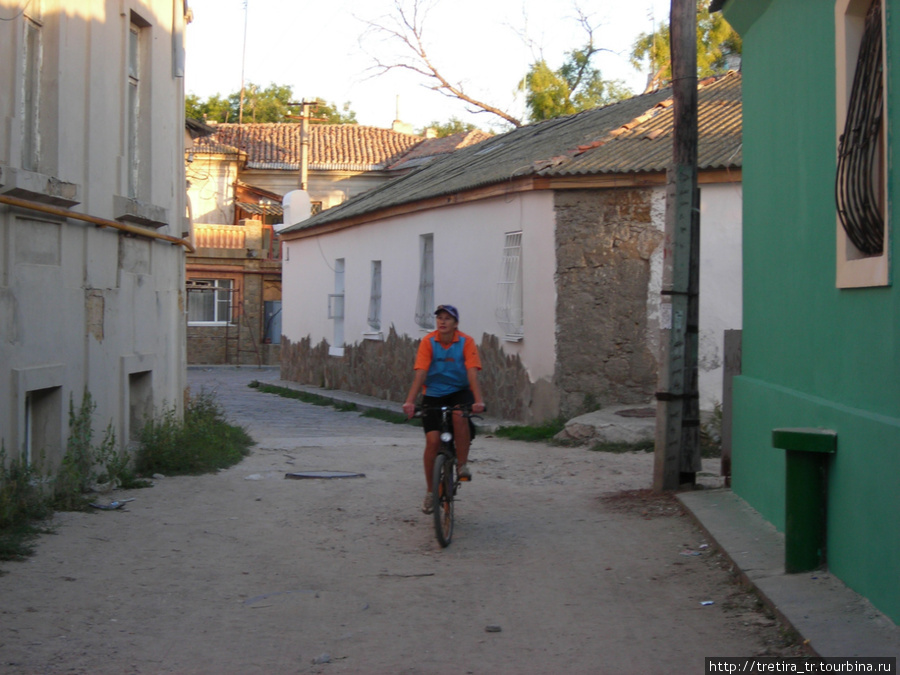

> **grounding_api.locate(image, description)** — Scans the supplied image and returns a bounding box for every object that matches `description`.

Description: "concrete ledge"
[678,489,900,658]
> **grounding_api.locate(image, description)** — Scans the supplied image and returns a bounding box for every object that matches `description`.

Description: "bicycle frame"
[415,404,477,547]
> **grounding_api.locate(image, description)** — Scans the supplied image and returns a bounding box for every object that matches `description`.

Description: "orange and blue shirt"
[414,329,482,397]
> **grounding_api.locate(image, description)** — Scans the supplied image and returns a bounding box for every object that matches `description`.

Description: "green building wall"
[723,0,900,622]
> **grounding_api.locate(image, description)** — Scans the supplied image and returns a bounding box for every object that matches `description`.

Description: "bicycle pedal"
[457,475,471,482]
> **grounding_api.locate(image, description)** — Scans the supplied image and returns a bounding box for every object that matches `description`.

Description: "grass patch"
[361,408,414,425]
[494,418,566,442]
[588,440,655,454]
[135,390,254,476]
[250,381,358,412]
[0,449,53,563]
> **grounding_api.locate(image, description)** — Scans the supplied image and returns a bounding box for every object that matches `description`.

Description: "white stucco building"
[0,0,191,470]
[280,74,743,423]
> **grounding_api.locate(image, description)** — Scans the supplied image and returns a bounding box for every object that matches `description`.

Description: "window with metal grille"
[496,231,524,340]
[835,0,889,287]
[836,0,884,256]
[368,260,382,331]
[415,234,434,329]
[187,279,233,324]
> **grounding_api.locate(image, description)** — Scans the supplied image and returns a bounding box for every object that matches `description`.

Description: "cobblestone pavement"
[188,366,415,444]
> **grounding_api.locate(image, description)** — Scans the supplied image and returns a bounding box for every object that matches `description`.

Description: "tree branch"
[359,0,522,127]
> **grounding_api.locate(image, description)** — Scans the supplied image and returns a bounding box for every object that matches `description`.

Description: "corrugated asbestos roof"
[193,123,427,171]
[282,72,742,235]
[387,129,494,170]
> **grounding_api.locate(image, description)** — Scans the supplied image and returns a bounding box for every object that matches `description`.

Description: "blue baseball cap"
[434,304,459,322]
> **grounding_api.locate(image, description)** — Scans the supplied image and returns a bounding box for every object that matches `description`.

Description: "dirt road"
[0,367,797,674]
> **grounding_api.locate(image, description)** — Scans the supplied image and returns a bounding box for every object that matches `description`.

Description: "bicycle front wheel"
[432,453,454,547]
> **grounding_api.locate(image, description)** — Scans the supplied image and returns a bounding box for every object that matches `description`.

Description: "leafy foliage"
[521,50,630,122]
[317,101,359,124]
[630,0,742,92]
[135,391,253,476]
[422,117,483,138]
[249,381,359,411]
[185,92,234,123]
[0,446,52,562]
[185,82,359,125]
[494,418,566,442]
[589,440,655,454]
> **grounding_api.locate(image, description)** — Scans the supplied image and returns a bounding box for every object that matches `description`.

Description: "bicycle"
[415,404,481,548]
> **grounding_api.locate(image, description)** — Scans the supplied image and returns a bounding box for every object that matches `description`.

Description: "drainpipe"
[0,194,194,252]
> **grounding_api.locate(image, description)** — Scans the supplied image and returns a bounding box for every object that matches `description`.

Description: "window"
[127,16,149,200]
[415,234,434,329]
[367,260,382,332]
[187,279,233,324]
[835,0,889,287]
[329,258,345,355]
[22,14,42,172]
[496,231,524,340]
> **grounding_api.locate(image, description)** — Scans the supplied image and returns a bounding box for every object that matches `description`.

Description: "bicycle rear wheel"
[432,453,454,547]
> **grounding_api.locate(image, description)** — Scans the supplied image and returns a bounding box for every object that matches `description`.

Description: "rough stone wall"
[280,328,545,422]
[554,188,662,418]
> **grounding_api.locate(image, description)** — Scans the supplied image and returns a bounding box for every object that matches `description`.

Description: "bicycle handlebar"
[412,403,485,419]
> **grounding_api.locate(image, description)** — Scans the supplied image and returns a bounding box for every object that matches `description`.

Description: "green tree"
[421,117,483,137]
[520,51,630,122]
[231,82,294,123]
[518,8,631,123]
[185,92,233,123]
[316,101,358,124]
[630,0,742,92]
[185,84,360,125]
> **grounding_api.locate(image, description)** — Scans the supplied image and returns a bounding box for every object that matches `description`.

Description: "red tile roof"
[194,123,428,171]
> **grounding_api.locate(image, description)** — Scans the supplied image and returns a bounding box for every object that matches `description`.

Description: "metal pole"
[299,100,311,190]
[238,1,249,125]
[653,0,701,492]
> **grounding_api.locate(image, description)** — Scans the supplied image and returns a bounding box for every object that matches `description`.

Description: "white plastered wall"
[282,191,558,384]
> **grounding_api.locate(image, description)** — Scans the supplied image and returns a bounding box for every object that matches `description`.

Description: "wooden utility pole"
[288,100,321,190]
[653,0,701,492]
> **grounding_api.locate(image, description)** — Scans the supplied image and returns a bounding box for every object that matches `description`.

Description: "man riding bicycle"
[402,304,486,514]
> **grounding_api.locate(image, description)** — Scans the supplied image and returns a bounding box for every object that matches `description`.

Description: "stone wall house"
[278,73,743,423]
[183,123,490,365]
[0,0,191,468]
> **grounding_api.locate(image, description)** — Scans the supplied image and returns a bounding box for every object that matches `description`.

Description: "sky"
[183,0,673,132]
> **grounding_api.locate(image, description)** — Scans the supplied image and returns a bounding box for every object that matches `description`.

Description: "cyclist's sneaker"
[422,492,434,514]
[458,463,472,481]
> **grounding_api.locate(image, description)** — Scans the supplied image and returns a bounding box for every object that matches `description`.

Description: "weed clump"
[135,390,253,475]
[250,382,358,412]
[0,448,52,562]
[494,418,566,442]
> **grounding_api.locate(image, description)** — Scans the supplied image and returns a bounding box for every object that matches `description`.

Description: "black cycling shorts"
[421,389,475,434]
